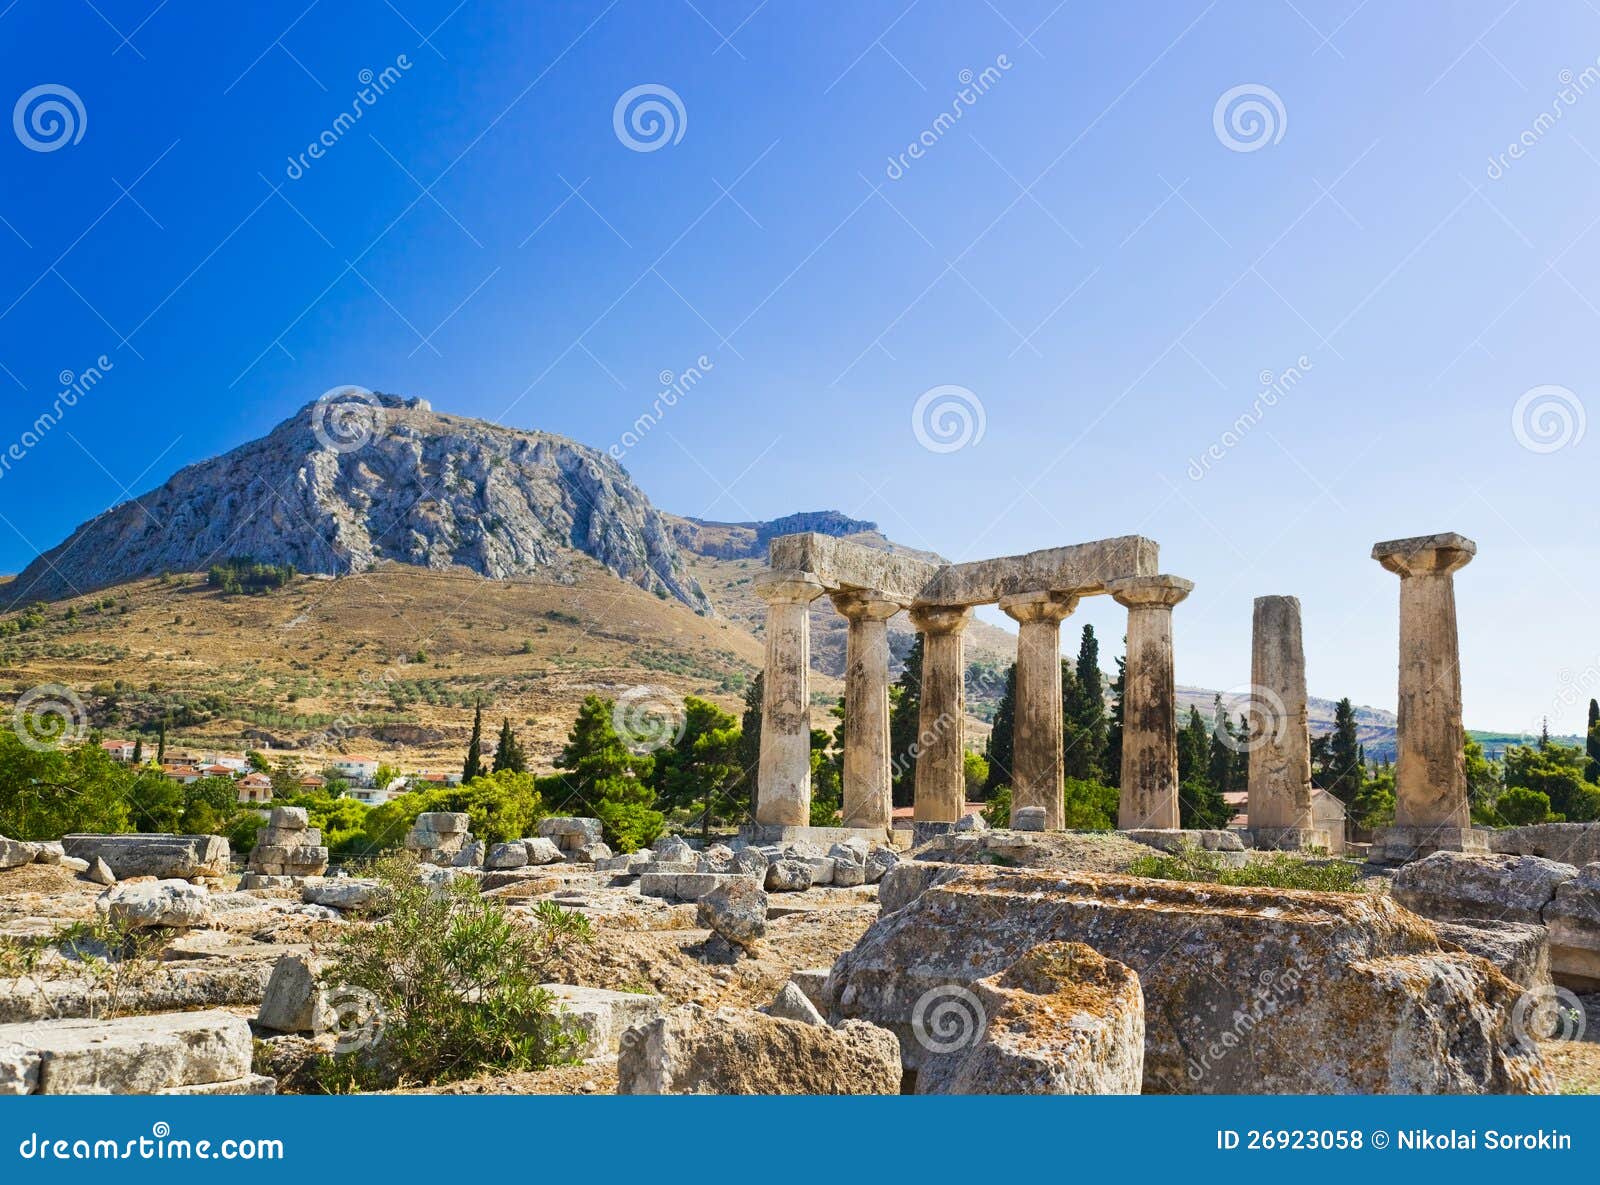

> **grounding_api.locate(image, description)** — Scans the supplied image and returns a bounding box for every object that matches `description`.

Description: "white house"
[100,739,139,762]
[328,757,381,787]
[347,785,394,806]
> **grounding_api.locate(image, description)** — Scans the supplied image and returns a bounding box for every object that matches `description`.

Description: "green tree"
[1324,697,1362,804]
[1463,733,1503,822]
[1206,695,1239,794]
[1352,763,1396,830]
[451,768,545,844]
[964,750,989,799]
[462,703,486,783]
[653,696,744,833]
[1587,698,1600,783]
[1179,773,1231,830]
[888,636,924,808]
[982,663,1016,794]
[0,731,131,839]
[1496,786,1562,826]
[1062,625,1105,781]
[1102,651,1126,787]
[492,718,527,774]
[551,695,661,851]
[127,768,185,832]
[1061,776,1118,829]
[809,724,842,826]
[736,673,763,819]
[1504,742,1600,822]
[1177,705,1211,787]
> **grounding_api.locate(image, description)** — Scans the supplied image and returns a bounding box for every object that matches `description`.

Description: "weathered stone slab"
[485,841,529,870]
[824,863,1552,1094]
[256,954,332,1034]
[96,879,211,929]
[1490,823,1600,867]
[1391,850,1576,926]
[62,833,229,879]
[766,533,940,603]
[157,1073,276,1095]
[0,836,38,869]
[697,878,768,952]
[543,983,664,1058]
[1432,920,1551,991]
[920,536,1159,605]
[538,816,604,848]
[301,878,385,912]
[766,981,826,1026]
[917,942,1145,1095]
[616,1005,902,1095]
[638,872,759,903]
[1545,862,1600,991]
[0,1010,253,1094]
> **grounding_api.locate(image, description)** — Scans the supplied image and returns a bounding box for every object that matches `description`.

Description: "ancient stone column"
[1247,595,1320,849]
[754,571,825,827]
[1370,533,1482,861]
[909,604,973,827]
[831,591,901,832]
[1108,575,1193,831]
[999,591,1080,830]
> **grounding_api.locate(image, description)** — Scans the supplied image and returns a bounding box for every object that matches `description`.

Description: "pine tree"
[1063,625,1105,781]
[1327,697,1362,804]
[493,718,527,774]
[888,636,924,808]
[1177,705,1210,785]
[1539,717,1551,751]
[132,737,143,765]
[1587,699,1600,783]
[157,718,167,764]
[462,702,486,783]
[554,695,661,851]
[652,696,742,835]
[1206,694,1236,792]
[983,663,1017,794]
[1102,651,1126,787]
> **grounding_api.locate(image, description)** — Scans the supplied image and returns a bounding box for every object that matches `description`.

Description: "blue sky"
[1,0,1597,733]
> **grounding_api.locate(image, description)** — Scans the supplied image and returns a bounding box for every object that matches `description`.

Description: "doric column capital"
[754,570,827,605]
[1107,574,1194,610]
[830,590,902,623]
[909,604,973,635]
[1372,532,1476,578]
[998,589,1080,625]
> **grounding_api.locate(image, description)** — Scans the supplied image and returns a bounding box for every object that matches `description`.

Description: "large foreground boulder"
[61,833,229,879]
[696,878,768,953]
[617,1006,901,1095]
[918,942,1144,1095]
[0,1010,255,1094]
[1546,863,1600,991]
[1391,851,1576,925]
[823,864,1552,1094]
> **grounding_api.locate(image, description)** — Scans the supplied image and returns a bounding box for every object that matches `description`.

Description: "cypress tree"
[1177,704,1210,785]
[132,737,143,765]
[1328,697,1362,804]
[983,663,1017,794]
[157,718,167,764]
[888,635,924,808]
[1063,625,1105,781]
[493,717,527,774]
[1102,651,1126,787]
[737,673,763,819]
[462,702,485,782]
[1206,694,1235,792]
[1587,699,1600,783]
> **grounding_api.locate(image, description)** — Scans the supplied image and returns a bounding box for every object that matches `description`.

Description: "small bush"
[1127,848,1366,893]
[314,855,587,1091]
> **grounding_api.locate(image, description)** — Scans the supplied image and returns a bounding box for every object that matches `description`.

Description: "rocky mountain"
[9,394,709,611]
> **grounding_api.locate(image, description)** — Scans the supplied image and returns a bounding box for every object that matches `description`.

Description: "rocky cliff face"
[11,393,710,611]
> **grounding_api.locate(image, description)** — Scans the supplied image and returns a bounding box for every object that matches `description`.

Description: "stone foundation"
[1368,824,1489,865]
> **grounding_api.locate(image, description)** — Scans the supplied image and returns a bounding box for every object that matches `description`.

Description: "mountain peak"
[9,393,709,611]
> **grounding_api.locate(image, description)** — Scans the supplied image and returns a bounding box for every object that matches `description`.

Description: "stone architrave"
[1107,575,1193,831]
[909,604,973,826]
[755,572,826,827]
[999,591,1080,830]
[1247,595,1321,849]
[831,591,901,832]
[1370,533,1483,861]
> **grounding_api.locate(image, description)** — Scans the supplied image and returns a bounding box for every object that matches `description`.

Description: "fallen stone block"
[86,857,115,886]
[485,841,529,870]
[157,1073,277,1096]
[451,839,487,868]
[697,878,768,952]
[955,813,988,833]
[563,841,612,864]
[301,878,386,912]
[865,847,899,884]
[97,879,211,930]
[1012,806,1046,832]
[638,872,758,904]
[1392,850,1576,926]
[1432,920,1551,991]
[595,851,651,874]
[543,983,664,1058]
[616,1006,902,1095]
[0,836,39,869]
[697,843,738,873]
[789,968,830,1012]
[918,941,1144,1095]
[58,856,89,874]
[764,858,812,893]
[256,954,332,1034]
[803,856,836,886]
[651,835,694,864]
[765,981,825,1026]
[1546,862,1600,991]
[538,816,605,849]
[1488,822,1600,867]
[733,847,768,878]
[824,863,1552,1094]
[416,811,469,834]
[0,1009,253,1094]
[523,837,564,865]
[62,833,229,879]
